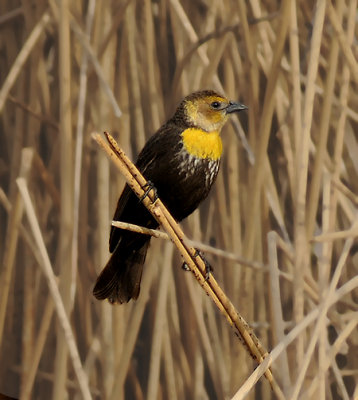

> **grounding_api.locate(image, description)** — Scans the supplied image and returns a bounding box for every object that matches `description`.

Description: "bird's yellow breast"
[181,128,223,160]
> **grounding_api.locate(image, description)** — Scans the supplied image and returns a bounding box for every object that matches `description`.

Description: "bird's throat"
[181,128,223,160]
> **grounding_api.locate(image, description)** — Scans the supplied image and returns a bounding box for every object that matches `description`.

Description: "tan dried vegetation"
[0,1,357,399]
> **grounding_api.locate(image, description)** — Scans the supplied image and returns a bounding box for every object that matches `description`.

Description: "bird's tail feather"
[93,237,150,304]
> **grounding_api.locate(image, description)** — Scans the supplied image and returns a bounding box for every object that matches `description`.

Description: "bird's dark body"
[93,90,246,304]
[94,123,219,303]
[111,122,220,248]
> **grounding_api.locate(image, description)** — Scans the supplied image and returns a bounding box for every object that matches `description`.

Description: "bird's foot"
[181,262,190,271]
[195,249,213,281]
[140,180,158,202]
[181,249,213,280]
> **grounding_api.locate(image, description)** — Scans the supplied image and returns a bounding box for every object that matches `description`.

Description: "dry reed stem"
[16,178,92,400]
[184,272,224,396]
[306,314,358,397]
[267,232,291,396]
[53,0,74,396]
[233,274,358,399]
[70,17,122,118]
[331,360,350,400]
[111,220,267,270]
[290,237,353,399]
[226,129,243,307]
[126,3,146,151]
[0,11,50,113]
[317,172,332,399]
[109,265,156,400]
[306,0,343,239]
[21,260,34,399]
[205,300,228,394]
[169,0,222,92]
[162,322,178,400]
[294,0,326,368]
[6,94,58,130]
[327,0,358,83]
[146,244,173,400]
[289,0,303,171]
[312,226,358,242]
[71,0,96,312]
[20,296,54,399]
[0,187,47,283]
[48,0,122,118]
[143,0,162,130]
[96,3,118,394]
[0,148,35,355]
[244,0,290,259]
[236,1,259,117]
[330,0,357,229]
[92,132,279,391]
[332,177,358,206]
[0,7,22,25]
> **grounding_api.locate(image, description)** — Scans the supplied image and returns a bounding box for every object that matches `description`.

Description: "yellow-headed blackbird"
[93,90,247,304]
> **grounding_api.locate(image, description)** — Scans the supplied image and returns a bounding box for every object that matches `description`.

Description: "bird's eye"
[211,101,221,109]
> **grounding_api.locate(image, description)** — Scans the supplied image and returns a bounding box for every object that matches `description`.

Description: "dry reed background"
[0,0,357,399]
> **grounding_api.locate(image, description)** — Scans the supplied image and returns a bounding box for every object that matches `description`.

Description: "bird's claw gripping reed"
[182,248,213,280]
[139,180,158,203]
[93,90,247,304]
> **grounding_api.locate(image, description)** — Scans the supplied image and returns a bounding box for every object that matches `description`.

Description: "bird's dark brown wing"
[109,184,134,252]
[109,123,182,253]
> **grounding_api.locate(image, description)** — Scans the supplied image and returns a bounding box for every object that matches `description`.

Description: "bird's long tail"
[93,235,151,304]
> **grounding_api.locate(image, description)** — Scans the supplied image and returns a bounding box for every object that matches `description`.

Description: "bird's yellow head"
[174,90,247,160]
[182,90,247,132]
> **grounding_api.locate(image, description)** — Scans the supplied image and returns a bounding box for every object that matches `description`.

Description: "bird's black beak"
[225,101,248,114]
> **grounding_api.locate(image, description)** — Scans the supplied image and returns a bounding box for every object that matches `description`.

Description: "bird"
[93,90,247,304]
